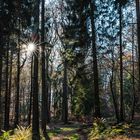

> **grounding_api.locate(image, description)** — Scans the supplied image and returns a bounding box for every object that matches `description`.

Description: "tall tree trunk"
[32,48,40,140]
[4,43,10,130]
[8,50,13,125]
[131,21,136,121]
[28,57,33,125]
[41,0,49,139]
[110,77,120,123]
[46,54,50,122]
[119,3,124,122]
[32,0,40,139]
[110,50,120,122]
[135,0,140,93]
[62,59,68,123]
[0,46,3,130]
[90,0,101,118]
[14,45,20,127]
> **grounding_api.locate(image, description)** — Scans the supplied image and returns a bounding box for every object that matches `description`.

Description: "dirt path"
[48,122,88,140]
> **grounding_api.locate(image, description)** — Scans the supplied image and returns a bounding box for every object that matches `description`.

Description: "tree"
[41,0,50,138]
[4,43,10,130]
[135,0,140,93]
[14,38,21,127]
[89,0,101,118]
[0,45,3,129]
[115,0,128,122]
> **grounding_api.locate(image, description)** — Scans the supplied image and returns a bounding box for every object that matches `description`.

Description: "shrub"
[9,126,31,140]
[0,130,12,140]
[88,118,126,140]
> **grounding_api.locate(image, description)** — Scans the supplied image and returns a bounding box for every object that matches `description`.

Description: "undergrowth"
[88,118,131,140]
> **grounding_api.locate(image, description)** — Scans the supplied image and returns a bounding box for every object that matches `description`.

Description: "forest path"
[47,122,89,140]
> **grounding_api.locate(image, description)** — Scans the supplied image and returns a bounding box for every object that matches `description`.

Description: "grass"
[47,124,80,139]
[63,134,80,140]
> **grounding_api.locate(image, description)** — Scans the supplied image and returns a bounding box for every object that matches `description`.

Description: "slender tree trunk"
[131,21,136,121]
[0,46,3,130]
[4,43,9,130]
[28,57,33,125]
[110,67,120,122]
[48,81,51,120]
[119,3,124,122]
[8,50,13,125]
[62,59,68,123]
[135,0,140,93]
[46,54,50,122]
[14,46,20,127]
[90,0,101,118]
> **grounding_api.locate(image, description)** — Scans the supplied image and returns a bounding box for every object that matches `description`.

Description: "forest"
[0,0,140,140]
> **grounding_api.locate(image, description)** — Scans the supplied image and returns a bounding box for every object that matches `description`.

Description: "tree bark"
[62,59,68,123]
[32,0,40,139]
[0,46,3,130]
[135,0,140,113]
[14,46,20,127]
[28,57,33,125]
[4,43,10,130]
[119,2,124,122]
[89,0,101,118]
[131,21,136,121]
[41,0,50,139]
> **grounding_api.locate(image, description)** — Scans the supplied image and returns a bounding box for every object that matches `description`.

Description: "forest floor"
[47,121,140,140]
[47,122,88,140]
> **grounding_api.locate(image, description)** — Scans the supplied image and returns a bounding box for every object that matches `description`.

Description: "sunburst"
[21,38,40,58]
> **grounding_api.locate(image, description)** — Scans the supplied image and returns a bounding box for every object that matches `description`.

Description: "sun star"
[27,42,36,52]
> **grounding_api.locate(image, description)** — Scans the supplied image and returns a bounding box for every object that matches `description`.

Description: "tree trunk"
[28,57,33,125]
[135,1,140,116]
[90,0,101,118]
[4,43,10,130]
[8,50,13,125]
[41,0,49,139]
[119,3,124,122]
[0,46,3,130]
[131,21,136,121]
[14,46,20,127]
[46,54,50,123]
[32,0,40,139]
[62,59,68,123]
[110,73,120,122]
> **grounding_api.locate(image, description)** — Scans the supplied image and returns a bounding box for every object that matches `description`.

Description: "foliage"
[88,118,130,140]
[72,77,94,116]
[0,126,31,140]
[9,126,31,140]
[0,126,51,140]
[0,130,12,140]
[64,134,80,140]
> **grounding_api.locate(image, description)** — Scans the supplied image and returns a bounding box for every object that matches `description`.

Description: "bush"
[0,130,12,140]
[9,126,31,140]
[88,118,126,140]
[0,126,51,140]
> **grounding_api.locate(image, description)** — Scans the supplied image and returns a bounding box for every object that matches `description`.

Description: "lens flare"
[27,42,36,52]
